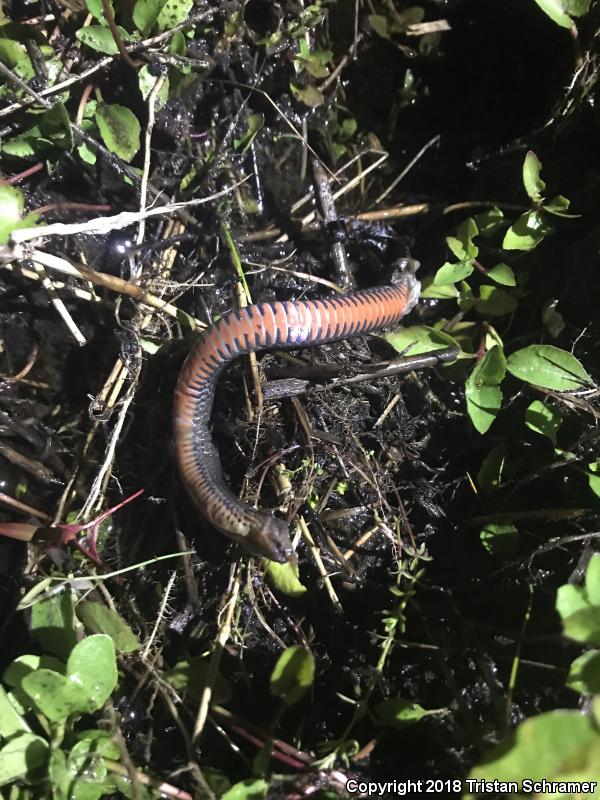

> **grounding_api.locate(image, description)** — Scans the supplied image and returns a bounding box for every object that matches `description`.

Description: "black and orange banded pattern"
[173,274,420,562]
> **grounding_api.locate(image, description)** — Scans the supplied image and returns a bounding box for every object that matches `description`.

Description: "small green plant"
[533,0,591,29]
[466,555,600,793]
[385,151,595,559]
[0,592,122,798]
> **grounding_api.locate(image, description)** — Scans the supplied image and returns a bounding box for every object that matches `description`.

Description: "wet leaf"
[543,194,578,218]
[384,325,459,357]
[507,345,591,390]
[138,66,169,109]
[567,650,600,694]
[85,0,113,23]
[265,560,307,596]
[270,646,314,706]
[467,711,600,789]
[486,263,516,287]
[368,14,389,38]
[0,733,49,787]
[465,345,506,434]
[76,601,140,654]
[542,300,565,337]
[522,151,545,201]
[76,25,136,55]
[156,0,193,32]
[433,260,474,285]
[372,697,442,729]
[133,0,162,35]
[419,276,458,299]
[289,82,324,107]
[166,657,232,704]
[524,400,562,445]
[473,206,504,235]
[0,686,30,740]
[502,210,553,251]
[475,285,518,317]
[533,0,576,27]
[480,523,519,558]
[95,103,141,162]
[31,591,78,660]
[477,442,506,493]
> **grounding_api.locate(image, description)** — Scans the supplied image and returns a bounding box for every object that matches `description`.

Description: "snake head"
[242,513,295,563]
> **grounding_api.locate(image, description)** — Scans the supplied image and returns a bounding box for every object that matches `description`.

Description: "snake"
[173,268,420,563]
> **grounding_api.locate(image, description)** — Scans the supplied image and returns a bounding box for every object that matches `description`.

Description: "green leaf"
[0,686,30,740]
[465,346,506,434]
[39,102,73,149]
[67,739,109,790]
[543,194,578,218]
[0,185,25,245]
[264,560,307,597]
[473,206,504,236]
[566,650,600,694]
[76,25,136,55]
[477,442,506,493]
[270,646,314,706]
[368,14,389,38]
[556,584,588,620]
[31,591,78,660]
[480,523,519,558]
[506,344,591,390]
[455,217,479,258]
[133,0,162,35]
[67,634,117,711]
[95,103,141,162]
[0,37,29,68]
[468,711,600,785]
[21,670,83,722]
[433,260,474,286]
[532,0,575,27]
[166,657,232,704]
[383,325,459,357]
[138,66,169,110]
[486,263,516,287]
[586,553,600,606]
[221,779,269,800]
[0,734,49,788]
[22,635,117,722]
[522,151,545,201]
[524,400,562,445]
[563,0,591,15]
[502,210,553,251]
[76,601,140,654]
[156,0,193,32]
[85,0,113,23]
[289,82,324,108]
[372,697,442,729]
[561,608,600,644]
[4,654,66,689]
[420,277,458,299]
[475,284,518,317]
[588,462,600,499]
[542,300,565,337]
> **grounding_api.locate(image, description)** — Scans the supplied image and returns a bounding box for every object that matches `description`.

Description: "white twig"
[31,260,87,345]
[10,179,249,245]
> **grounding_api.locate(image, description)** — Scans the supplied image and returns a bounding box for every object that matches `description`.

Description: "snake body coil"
[173,272,420,562]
